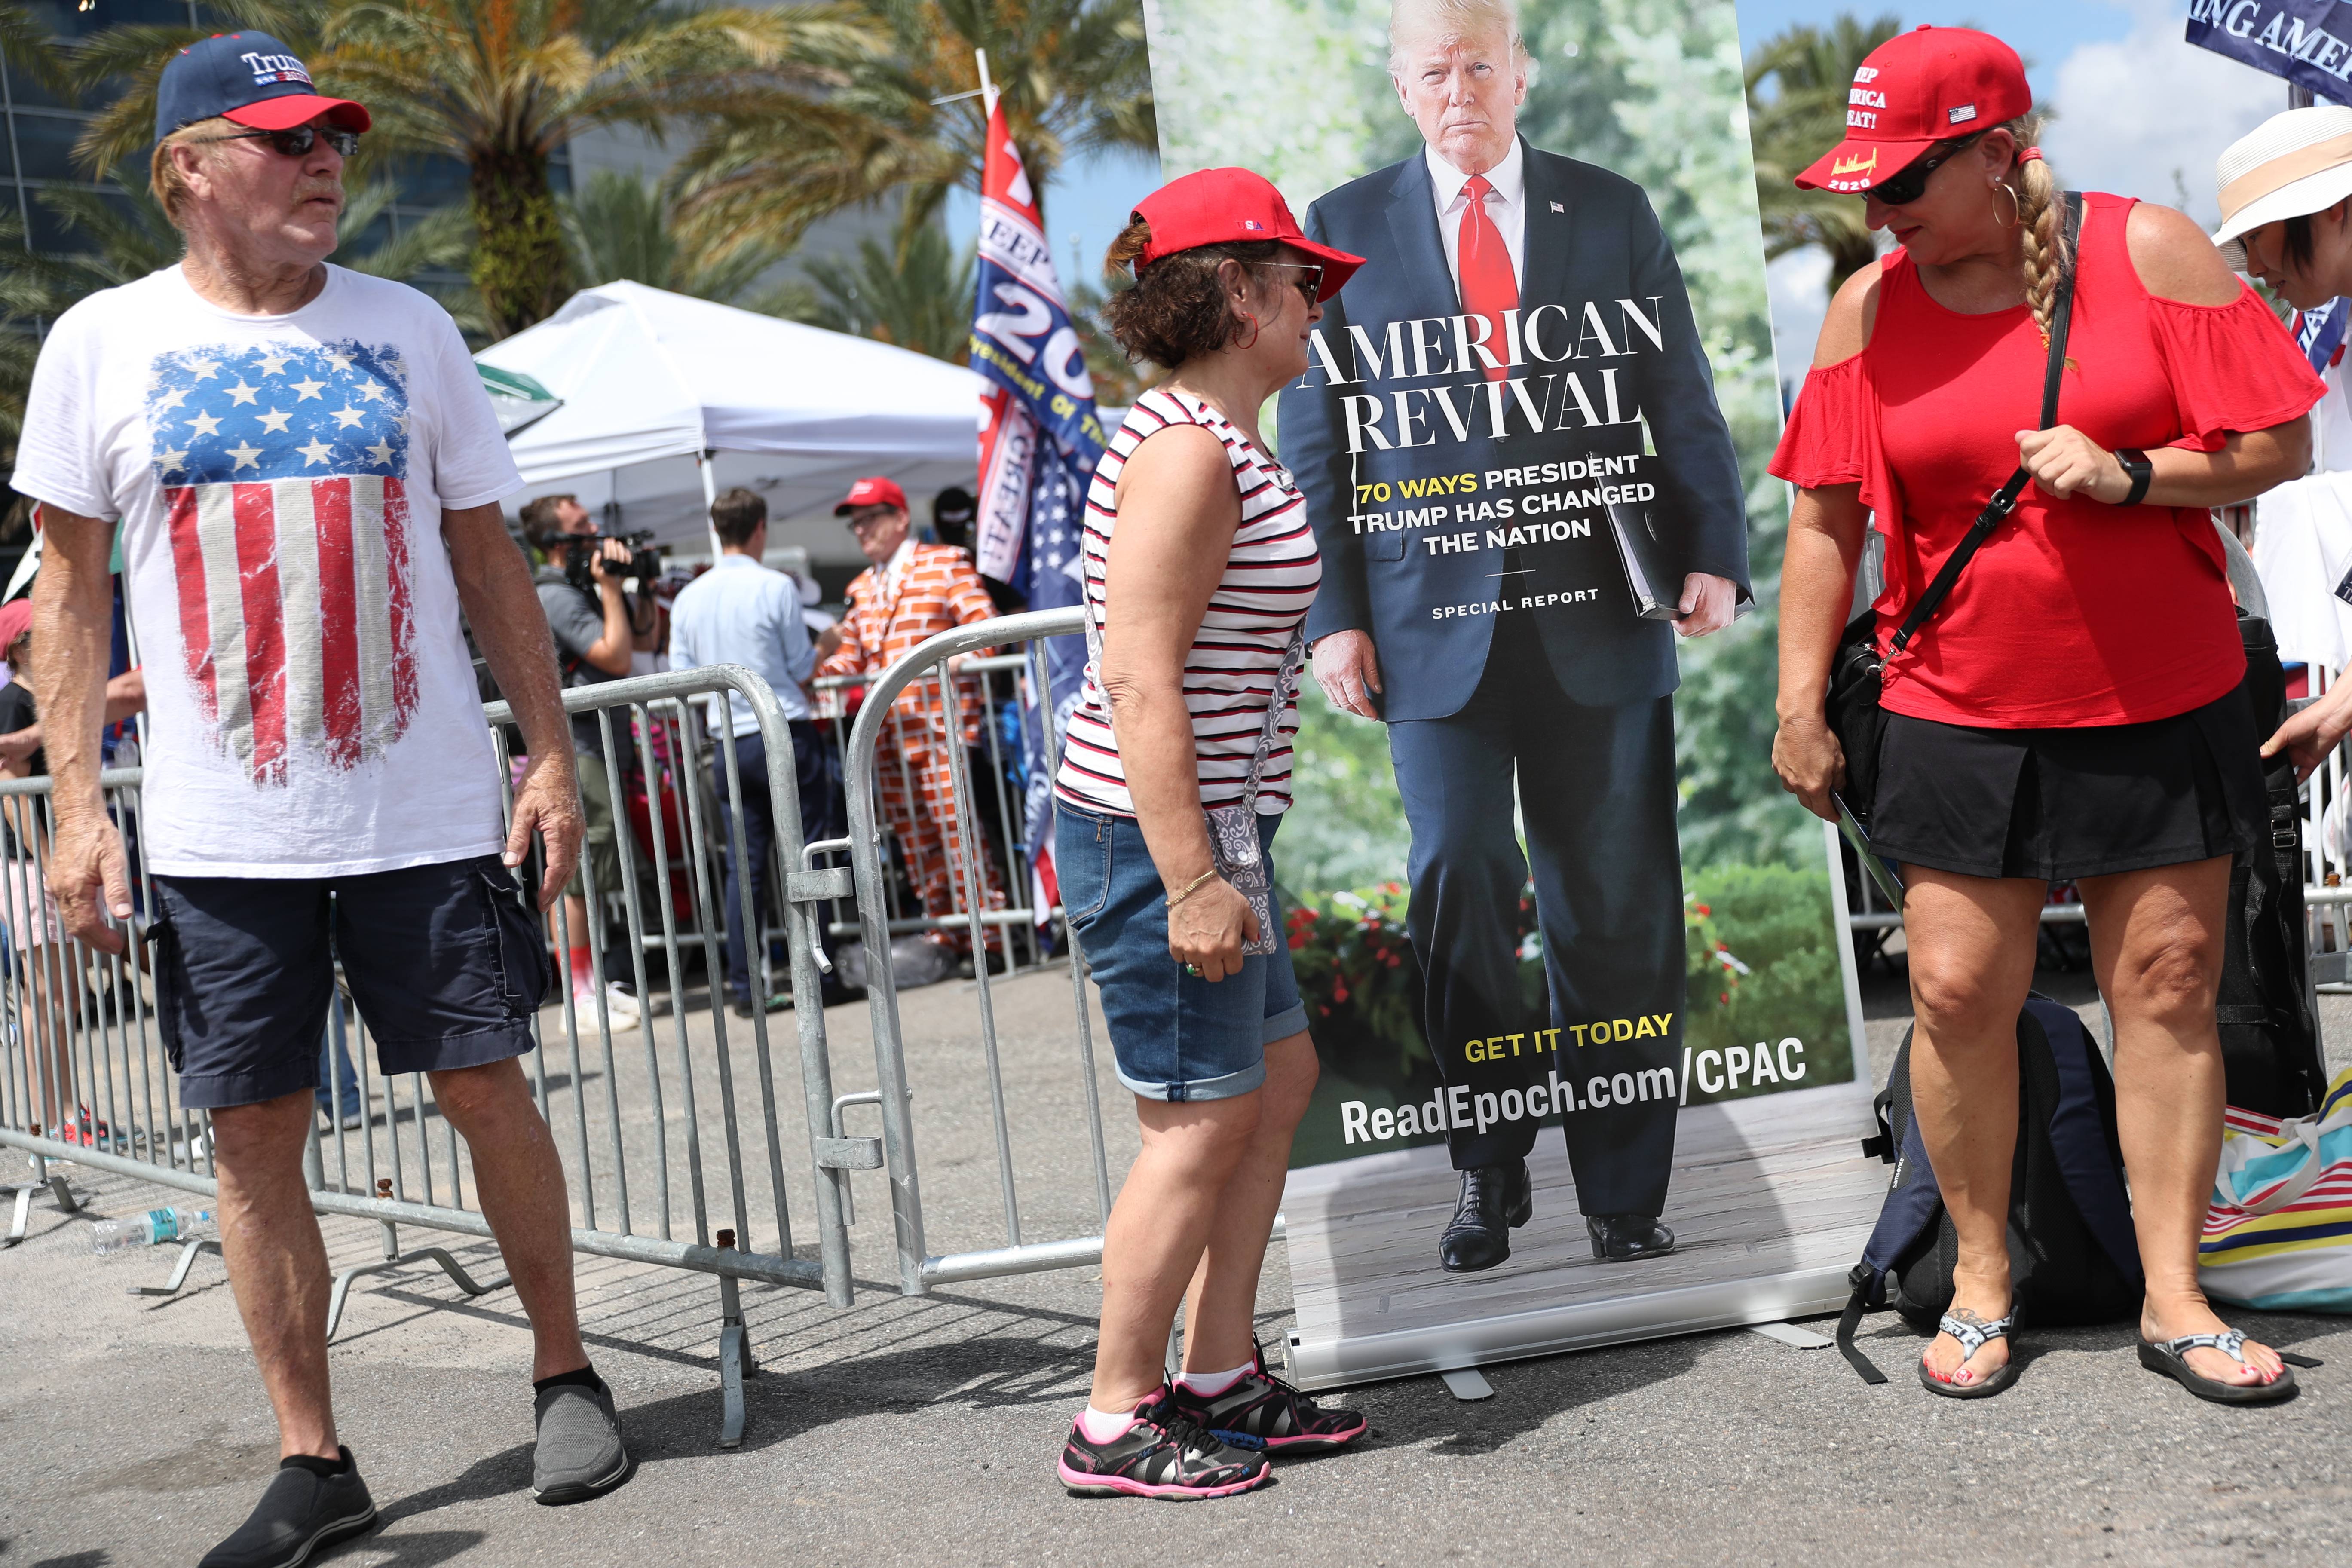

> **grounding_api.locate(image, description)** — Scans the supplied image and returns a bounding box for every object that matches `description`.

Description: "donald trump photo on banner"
[1277,0,1752,1275]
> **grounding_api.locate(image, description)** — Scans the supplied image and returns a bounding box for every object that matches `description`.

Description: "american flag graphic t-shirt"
[10,265,524,877]
[149,338,420,784]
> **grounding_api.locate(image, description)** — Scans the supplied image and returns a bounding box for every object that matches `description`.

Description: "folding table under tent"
[474,280,987,570]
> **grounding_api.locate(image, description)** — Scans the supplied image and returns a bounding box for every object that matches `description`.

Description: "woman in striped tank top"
[1050,169,1370,1498]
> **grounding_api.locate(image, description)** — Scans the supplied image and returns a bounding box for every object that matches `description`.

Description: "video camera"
[561,529,663,594]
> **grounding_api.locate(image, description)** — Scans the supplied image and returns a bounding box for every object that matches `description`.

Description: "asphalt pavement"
[1,955,2347,1568]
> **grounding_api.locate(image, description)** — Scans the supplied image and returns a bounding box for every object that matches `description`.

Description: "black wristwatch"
[2114,447,2152,507]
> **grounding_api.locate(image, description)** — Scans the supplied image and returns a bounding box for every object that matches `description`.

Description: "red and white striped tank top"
[1053,387,1322,818]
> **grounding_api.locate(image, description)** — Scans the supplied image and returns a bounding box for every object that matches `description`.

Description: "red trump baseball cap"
[834,476,908,516]
[1131,168,1366,300]
[1793,26,2031,195]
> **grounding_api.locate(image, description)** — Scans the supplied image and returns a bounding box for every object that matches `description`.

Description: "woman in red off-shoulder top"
[1770,28,2319,1404]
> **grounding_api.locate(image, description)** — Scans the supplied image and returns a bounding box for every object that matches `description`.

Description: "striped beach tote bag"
[2201,1068,2352,1314]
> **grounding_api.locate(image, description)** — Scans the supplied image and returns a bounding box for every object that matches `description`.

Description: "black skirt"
[1868,692,2266,882]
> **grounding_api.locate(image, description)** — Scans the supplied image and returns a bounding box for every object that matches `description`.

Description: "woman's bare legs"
[1900,866,2046,1385]
[2077,857,2284,1388]
[1090,1088,1264,1410]
[1090,1034,1319,1409]
[1179,1033,1317,1373]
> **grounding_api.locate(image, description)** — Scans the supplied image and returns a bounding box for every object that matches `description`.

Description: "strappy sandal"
[1918,1310,2021,1399]
[2138,1329,2303,1406]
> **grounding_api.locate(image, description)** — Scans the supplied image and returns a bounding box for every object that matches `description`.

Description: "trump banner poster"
[1139,0,1878,1389]
[971,93,1107,921]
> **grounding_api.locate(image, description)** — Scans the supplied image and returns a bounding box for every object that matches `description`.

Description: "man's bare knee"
[426,1057,536,1131]
[209,1091,315,1171]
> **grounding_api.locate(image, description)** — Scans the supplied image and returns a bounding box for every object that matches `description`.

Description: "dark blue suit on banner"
[1278,141,1749,1215]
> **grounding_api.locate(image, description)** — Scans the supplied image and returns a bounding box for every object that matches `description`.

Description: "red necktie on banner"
[1457,174,1516,383]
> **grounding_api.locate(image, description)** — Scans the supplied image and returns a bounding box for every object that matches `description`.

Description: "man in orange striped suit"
[819,477,1008,947]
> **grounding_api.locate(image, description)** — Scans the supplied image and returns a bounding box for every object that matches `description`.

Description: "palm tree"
[40,171,469,285]
[559,168,783,307]
[1746,14,1902,296]
[800,223,975,361]
[673,0,1154,269]
[38,169,481,317]
[0,217,84,472]
[65,0,875,338]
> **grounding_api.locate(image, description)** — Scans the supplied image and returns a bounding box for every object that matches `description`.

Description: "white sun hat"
[2213,105,2352,270]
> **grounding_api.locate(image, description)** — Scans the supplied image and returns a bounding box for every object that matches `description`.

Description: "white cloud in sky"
[2041,0,2287,228]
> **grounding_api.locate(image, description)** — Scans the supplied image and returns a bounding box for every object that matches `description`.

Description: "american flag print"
[145,340,418,786]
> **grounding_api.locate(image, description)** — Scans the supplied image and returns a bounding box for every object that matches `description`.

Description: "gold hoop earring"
[1994,180,2021,230]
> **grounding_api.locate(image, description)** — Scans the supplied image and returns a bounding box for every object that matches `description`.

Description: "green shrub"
[1681,863,1854,1100]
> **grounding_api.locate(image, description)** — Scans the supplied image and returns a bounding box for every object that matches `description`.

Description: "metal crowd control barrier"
[809,654,1056,974]
[838,606,1138,1296]
[0,666,853,1447]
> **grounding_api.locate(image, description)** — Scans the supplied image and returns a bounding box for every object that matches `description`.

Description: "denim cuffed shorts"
[1057,804,1308,1102]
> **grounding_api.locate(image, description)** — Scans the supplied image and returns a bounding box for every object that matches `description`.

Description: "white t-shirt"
[12,264,522,877]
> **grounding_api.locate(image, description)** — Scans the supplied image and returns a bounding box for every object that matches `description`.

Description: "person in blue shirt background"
[669,487,842,1015]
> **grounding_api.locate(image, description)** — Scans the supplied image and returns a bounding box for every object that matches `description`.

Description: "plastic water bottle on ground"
[91,1207,215,1256]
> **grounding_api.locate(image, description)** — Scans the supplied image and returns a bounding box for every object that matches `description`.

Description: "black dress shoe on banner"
[1586,1213,1676,1262]
[199,1448,377,1568]
[1439,1159,1534,1273]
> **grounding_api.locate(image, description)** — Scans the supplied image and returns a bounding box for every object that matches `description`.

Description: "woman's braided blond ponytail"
[2005,116,2068,346]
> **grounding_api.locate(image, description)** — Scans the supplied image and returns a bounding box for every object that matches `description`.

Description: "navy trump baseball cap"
[155,32,370,141]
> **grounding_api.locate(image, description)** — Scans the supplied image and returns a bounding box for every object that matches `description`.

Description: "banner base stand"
[1749,1321,1834,1350]
[1284,1266,1859,1392]
[1438,1368,1495,1400]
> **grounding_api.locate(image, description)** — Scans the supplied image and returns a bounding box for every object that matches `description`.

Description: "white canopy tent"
[475,280,986,571]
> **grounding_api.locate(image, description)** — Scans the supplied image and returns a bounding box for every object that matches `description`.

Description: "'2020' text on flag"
[146,340,420,787]
[969,97,1108,924]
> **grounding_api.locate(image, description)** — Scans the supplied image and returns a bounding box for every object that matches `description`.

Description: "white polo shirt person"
[13,33,630,1566]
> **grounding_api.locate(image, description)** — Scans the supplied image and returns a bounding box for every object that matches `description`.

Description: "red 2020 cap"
[1794,26,2033,195]
[1130,168,1366,300]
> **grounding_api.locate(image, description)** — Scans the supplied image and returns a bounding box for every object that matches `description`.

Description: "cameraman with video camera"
[522,493,651,1028]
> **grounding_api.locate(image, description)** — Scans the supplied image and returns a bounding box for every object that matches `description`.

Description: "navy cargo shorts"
[151,853,550,1110]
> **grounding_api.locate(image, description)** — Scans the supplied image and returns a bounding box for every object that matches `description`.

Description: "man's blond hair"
[149,117,233,229]
[1387,0,1528,74]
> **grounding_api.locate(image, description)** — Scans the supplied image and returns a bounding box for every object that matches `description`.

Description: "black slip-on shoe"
[533,1381,634,1504]
[199,1449,377,1568]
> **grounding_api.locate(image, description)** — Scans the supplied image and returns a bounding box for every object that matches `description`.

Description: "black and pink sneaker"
[1169,1343,1368,1454]
[1057,1388,1271,1500]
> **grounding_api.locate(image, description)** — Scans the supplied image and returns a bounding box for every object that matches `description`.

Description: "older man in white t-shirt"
[14,33,627,1567]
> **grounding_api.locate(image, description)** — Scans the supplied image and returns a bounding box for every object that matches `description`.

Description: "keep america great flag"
[146,339,419,787]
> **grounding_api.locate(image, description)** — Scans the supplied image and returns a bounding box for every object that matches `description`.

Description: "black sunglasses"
[1867,132,1986,205]
[1258,261,1325,304]
[199,124,362,159]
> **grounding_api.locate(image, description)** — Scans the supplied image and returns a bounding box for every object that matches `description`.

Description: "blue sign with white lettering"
[2187,0,2352,102]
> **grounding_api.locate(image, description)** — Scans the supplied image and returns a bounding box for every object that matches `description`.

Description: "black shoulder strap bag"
[1827,192,2083,821]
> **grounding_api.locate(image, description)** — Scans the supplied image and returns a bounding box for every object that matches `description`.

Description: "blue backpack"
[1835,996,2144,1383]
